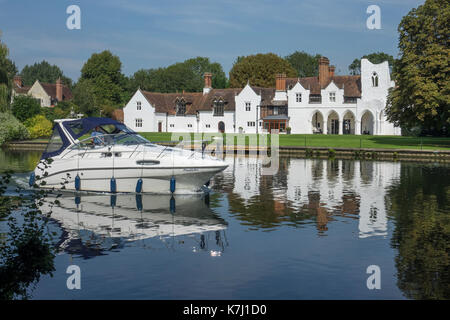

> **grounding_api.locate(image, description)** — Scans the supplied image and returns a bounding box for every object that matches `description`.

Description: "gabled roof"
[141,90,203,115]
[13,83,31,94]
[286,75,361,97]
[40,82,73,101]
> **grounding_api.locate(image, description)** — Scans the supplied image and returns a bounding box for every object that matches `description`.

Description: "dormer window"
[329,92,336,102]
[176,98,186,116]
[137,101,141,110]
[372,72,379,87]
[213,98,224,116]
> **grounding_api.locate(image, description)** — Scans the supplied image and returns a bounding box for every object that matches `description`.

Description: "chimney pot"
[318,56,330,88]
[275,73,286,91]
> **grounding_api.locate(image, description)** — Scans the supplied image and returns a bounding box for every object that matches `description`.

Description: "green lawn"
[139,132,450,151]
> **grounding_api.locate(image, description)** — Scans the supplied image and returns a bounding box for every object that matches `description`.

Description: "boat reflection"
[46,193,228,258]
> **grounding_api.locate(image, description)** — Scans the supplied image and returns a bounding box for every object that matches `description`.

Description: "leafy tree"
[0,112,29,146]
[80,51,126,106]
[24,114,52,139]
[348,52,395,75]
[285,51,321,77]
[10,95,41,122]
[385,0,450,136]
[229,53,297,88]
[0,31,17,112]
[128,57,227,94]
[73,79,98,116]
[20,60,72,88]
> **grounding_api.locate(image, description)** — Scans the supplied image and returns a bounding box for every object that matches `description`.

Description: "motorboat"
[31,117,228,193]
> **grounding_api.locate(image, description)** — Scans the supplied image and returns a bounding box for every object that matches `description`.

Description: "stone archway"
[342,110,355,134]
[311,111,324,134]
[327,111,339,135]
[360,111,374,135]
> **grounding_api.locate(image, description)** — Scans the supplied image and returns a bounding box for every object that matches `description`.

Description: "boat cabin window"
[45,127,64,154]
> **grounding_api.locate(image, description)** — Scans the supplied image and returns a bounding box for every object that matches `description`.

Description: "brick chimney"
[13,75,22,88]
[318,57,330,88]
[329,65,335,79]
[275,73,286,91]
[203,72,212,95]
[56,78,63,102]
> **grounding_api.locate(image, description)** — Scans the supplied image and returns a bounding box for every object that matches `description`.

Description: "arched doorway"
[361,111,374,135]
[311,111,324,134]
[218,121,225,133]
[342,111,355,134]
[327,111,339,134]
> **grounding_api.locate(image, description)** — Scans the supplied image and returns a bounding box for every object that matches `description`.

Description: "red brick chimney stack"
[275,73,286,91]
[318,57,330,88]
[204,72,212,88]
[56,78,63,102]
[329,65,336,79]
[13,75,22,88]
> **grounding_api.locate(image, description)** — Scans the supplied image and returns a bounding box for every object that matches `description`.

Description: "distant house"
[12,76,73,107]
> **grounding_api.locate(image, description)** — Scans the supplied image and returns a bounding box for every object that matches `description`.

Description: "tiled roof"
[141,91,203,115]
[286,75,361,97]
[40,83,73,101]
[13,84,31,94]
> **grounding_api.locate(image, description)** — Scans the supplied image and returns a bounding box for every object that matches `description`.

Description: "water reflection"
[216,156,401,238]
[45,193,228,259]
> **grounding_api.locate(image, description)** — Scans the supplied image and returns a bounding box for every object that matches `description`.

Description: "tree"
[73,80,98,116]
[20,60,72,88]
[79,50,126,106]
[10,95,41,122]
[285,51,321,77]
[385,0,450,135]
[128,57,228,94]
[0,31,17,112]
[348,52,395,75]
[229,53,297,88]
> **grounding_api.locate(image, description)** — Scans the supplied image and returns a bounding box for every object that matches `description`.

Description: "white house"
[123,57,400,136]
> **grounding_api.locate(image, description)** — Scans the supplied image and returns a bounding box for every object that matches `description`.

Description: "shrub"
[328,148,336,158]
[24,114,52,139]
[0,112,30,146]
[11,95,41,122]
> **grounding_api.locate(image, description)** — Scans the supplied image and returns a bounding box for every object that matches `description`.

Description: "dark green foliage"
[73,79,98,117]
[348,52,395,75]
[11,95,41,122]
[285,51,321,77]
[20,60,72,88]
[0,32,17,112]
[386,0,450,136]
[229,53,297,88]
[128,57,227,93]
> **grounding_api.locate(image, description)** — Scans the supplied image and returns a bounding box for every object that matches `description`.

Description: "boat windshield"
[72,132,153,149]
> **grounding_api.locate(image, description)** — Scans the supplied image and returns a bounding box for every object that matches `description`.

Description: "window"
[213,99,224,116]
[273,107,278,115]
[206,124,210,128]
[169,124,175,128]
[247,121,255,127]
[176,99,186,116]
[137,101,141,110]
[259,121,262,127]
[329,92,336,102]
[296,93,302,102]
[372,72,379,87]
[245,102,251,111]
[135,118,143,127]
[187,124,192,128]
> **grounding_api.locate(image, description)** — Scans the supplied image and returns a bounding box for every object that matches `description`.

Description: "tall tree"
[128,57,227,94]
[20,60,72,88]
[348,52,395,75]
[386,0,450,135]
[79,50,126,107]
[72,79,98,117]
[285,51,321,78]
[229,53,297,88]
[0,31,17,112]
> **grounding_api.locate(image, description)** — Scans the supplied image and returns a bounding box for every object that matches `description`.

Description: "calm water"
[0,149,449,299]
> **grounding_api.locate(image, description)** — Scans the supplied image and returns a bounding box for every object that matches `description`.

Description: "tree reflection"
[386,164,450,299]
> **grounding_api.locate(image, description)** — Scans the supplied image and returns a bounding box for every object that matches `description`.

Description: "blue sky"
[0,0,424,82]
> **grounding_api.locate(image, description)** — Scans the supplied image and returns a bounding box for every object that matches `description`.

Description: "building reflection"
[218,155,401,238]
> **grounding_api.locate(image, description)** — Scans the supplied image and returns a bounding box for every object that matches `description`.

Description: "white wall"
[198,111,235,133]
[234,84,261,134]
[123,90,156,132]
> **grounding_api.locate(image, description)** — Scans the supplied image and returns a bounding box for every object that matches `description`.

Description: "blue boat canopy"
[41,118,135,159]
[62,117,135,140]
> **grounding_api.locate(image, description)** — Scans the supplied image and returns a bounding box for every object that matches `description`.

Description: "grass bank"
[140,132,450,151]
